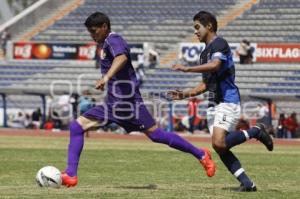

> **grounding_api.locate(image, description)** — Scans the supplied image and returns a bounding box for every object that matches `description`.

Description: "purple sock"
[148,128,205,160]
[65,120,84,177]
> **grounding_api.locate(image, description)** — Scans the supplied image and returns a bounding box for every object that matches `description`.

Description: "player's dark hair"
[85,12,111,30]
[193,11,217,32]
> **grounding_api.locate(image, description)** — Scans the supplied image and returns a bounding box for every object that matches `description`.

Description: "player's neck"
[100,31,112,44]
[106,30,111,36]
[205,33,217,45]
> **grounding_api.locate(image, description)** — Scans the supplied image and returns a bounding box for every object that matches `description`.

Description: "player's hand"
[95,76,109,91]
[172,64,189,72]
[167,90,185,100]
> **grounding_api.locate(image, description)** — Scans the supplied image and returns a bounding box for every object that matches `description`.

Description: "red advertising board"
[256,43,300,63]
[14,42,33,59]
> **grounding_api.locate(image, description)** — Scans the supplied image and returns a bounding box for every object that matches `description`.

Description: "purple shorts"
[82,102,156,133]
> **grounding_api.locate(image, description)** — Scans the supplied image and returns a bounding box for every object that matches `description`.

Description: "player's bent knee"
[147,131,160,143]
[212,141,227,154]
[148,136,160,143]
[146,128,165,143]
[69,120,84,135]
[144,124,158,136]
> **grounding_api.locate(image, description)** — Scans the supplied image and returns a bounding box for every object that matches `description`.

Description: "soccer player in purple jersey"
[61,12,216,187]
[168,11,273,192]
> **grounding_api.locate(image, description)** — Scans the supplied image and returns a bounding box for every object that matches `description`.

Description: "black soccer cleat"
[237,183,257,192]
[255,123,274,151]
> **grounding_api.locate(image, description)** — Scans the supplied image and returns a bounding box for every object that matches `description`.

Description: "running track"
[0,128,299,146]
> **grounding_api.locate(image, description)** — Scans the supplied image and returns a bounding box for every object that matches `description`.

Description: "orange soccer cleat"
[199,148,216,177]
[61,172,78,187]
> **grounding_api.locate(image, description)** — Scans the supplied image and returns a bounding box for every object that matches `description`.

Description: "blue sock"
[148,128,205,160]
[225,131,246,149]
[246,126,260,138]
[225,127,260,149]
[219,150,253,187]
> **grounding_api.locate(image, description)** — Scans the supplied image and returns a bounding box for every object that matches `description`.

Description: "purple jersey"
[98,33,143,104]
[83,33,155,132]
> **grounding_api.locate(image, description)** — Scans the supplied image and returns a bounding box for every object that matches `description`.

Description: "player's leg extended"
[144,125,215,177]
[209,104,257,191]
[213,125,273,191]
[212,127,255,190]
[212,103,273,151]
[62,116,101,187]
[221,124,273,151]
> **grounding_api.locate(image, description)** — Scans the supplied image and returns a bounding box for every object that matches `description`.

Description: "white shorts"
[206,103,241,135]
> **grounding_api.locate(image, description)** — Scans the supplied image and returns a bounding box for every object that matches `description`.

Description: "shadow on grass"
[116,184,157,190]
[222,186,242,192]
[222,186,281,193]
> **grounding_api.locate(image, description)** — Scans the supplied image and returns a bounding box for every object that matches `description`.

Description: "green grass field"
[0,135,300,199]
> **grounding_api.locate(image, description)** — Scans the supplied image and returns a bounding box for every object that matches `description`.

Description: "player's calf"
[212,141,227,154]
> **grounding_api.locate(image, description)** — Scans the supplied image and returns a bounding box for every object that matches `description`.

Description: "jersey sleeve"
[106,35,129,58]
[211,38,230,61]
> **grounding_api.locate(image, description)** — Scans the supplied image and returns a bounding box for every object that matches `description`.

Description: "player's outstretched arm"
[105,54,128,80]
[167,82,207,100]
[172,59,221,73]
[95,54,128,90]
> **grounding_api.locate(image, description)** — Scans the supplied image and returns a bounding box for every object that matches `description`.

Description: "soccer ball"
[36,166,62,188]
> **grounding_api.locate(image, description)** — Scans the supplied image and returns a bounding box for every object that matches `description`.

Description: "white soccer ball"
[36,166,62,188]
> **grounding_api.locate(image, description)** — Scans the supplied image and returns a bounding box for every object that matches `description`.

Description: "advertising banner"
[179,42,257,63]
[128,43,144,61]
[13,42,97,60]
[179,42,300,63]
[256,43,300,63]
[13,42,145,61]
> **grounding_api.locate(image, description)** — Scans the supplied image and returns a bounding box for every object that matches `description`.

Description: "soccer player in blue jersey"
[168,11,273,192]
[61,12,216,187]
